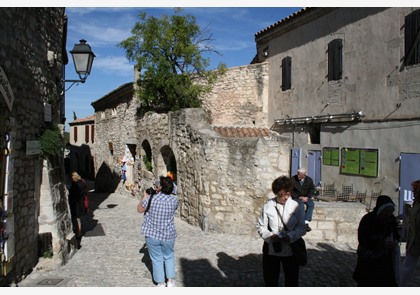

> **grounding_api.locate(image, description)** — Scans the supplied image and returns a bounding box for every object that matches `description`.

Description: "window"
[323,147,339,166]
[108,142,114,156]
[91,125,94,143]
[73,126,78,142]
[405,9,420,66]
[85,125,89,143]
[282,56,292,91]
[328,39,343,81]
[308,125,320,144]
[340,148,378,177]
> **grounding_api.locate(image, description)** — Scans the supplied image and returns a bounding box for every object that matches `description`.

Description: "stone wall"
[135,109,292,236]
[0,8,67,285]
[132,109,365,241]
[201,63,269,127]
[91,59,367,241]
[92,83,138,193]
[308,201,366,243]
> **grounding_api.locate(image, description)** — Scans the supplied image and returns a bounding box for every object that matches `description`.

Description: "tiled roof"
[255,7,310,37]
[213,126,276,138]
[69,115,94,124]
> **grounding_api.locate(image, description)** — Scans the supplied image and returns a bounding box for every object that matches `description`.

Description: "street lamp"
[64,39,95,89]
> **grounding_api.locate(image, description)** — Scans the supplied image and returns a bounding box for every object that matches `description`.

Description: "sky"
[4,0,412,133]
[63,7,303,130]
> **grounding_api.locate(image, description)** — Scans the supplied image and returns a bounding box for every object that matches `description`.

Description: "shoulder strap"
[274,205,289,231]
[144,194,155,214]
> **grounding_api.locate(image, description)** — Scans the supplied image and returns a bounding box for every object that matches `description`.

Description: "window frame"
[281,56,292,91]
[73,126,78,143]
[328,39,343,81]
[404,9,420,66]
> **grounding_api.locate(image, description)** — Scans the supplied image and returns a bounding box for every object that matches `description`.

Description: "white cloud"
[93,55,134,76]
[76,24,131,46]
[214,40,252,52]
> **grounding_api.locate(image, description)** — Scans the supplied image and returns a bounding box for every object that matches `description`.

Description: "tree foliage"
[39,123,63,161]
[119,8,226,113]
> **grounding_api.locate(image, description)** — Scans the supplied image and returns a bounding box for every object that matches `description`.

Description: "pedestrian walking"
[137,176,178,287]
[68,171,88,248]
[121,155,127,184]
[257,175,306,287]
[353,195,400,286]
[400,180,420,287]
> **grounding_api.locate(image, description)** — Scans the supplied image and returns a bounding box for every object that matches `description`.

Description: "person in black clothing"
[291,168,315,232]
[353,195,400,286]
[69,171,88,248]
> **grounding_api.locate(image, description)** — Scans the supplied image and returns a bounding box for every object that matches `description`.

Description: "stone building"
[91,63,290,236]
[254,7,420,216]
[0,8,74,286]
[90,7,419,243]
[67,115,95,179]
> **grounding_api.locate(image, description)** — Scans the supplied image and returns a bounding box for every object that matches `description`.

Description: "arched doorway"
[157,145,177,182]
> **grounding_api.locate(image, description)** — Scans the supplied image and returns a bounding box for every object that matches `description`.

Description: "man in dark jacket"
[291,168,315,232]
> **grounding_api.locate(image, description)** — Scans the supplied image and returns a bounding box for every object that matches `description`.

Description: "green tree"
[119,8,226,113]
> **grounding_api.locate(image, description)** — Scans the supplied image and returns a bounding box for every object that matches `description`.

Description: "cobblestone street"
[16,189,420,288]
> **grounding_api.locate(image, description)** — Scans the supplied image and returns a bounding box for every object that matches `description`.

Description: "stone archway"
[141,140,153,172]
[157,145,177,181]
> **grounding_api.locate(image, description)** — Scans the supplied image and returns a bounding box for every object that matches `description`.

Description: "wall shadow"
[94,162,121,193]
[176,242,361,287]
[79,186,113,240]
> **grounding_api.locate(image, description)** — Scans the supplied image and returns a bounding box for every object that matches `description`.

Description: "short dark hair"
[272,176,294,195]
[160,176,174,195]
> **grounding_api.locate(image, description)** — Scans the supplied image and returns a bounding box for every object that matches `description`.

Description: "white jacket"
[257,197,306,256]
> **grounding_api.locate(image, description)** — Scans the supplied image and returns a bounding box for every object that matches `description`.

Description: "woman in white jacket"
[257,175,306,287]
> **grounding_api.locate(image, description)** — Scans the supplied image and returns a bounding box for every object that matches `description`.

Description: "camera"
[146,187,156,195]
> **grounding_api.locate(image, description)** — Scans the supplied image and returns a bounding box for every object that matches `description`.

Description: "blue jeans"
[145,236,176,284]
[294,197,314,221]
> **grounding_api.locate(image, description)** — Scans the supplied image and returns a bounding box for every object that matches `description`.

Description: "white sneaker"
[156,282,166,287]
[167,279,176,287]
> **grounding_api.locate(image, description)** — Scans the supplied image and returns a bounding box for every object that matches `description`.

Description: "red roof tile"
[70,115,94,124]
[213,126,276,138]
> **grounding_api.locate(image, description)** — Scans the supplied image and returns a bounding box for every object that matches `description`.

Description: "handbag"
[290,237,307,266]
[84,194,89,213]
[274,205,307,266]
[81,179,89,214]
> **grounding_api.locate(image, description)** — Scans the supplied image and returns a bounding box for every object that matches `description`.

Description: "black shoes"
[305,224,312,232]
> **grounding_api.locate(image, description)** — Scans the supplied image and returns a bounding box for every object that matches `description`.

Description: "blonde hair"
[71,171,81,182]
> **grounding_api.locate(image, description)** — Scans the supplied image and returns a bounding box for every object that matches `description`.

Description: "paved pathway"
[15,189,420,287]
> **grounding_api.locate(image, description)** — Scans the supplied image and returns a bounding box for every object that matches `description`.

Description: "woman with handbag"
[257,175,307,286]
[68,171,88,249]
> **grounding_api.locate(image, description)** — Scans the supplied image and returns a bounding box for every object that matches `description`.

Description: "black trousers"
[262,242,299,287]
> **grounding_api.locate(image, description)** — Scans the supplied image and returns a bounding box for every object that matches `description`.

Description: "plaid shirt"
[141,192,178,240]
